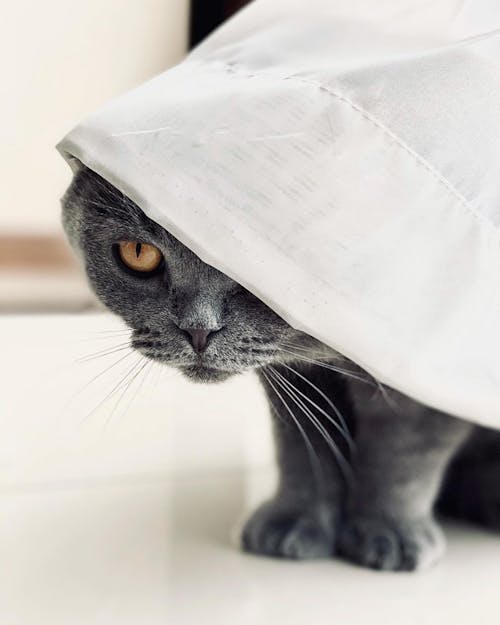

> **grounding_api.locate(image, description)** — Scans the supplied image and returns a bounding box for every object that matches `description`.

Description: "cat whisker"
[267,367,353,484]
[270,364,355,452]
[103,356,150,429]
[279,362,352,441]
[79,354,144,426]
[280,343,396,414]
[77,342,132,363]
[277,346,374,386]
[261,369,326,495]
[374,379,400,414]
[80,330,132,340]
[278,340,336,358]
[279,341,356,366]
[82,326,131,334]
[63,349,136,418]
[128,358,155,407]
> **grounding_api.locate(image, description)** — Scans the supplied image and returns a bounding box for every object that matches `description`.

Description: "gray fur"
[62,164,499,571]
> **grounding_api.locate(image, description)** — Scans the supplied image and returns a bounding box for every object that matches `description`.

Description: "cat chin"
[179,364,234,384]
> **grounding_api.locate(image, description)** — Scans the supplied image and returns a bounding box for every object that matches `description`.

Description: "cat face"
[62,165,323,382]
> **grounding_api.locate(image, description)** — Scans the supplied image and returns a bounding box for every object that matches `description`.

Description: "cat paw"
[338,515,445,571]
[241,498,337,560]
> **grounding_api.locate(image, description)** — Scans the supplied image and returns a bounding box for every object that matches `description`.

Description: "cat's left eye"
[115,241,163,275]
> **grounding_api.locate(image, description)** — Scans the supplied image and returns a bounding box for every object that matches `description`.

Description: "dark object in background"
[190,0,252,47]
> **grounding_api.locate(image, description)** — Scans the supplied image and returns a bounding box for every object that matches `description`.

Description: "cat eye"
[115,241,163,275]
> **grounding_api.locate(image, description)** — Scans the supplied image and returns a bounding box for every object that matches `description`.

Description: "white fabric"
[58,0,500,427]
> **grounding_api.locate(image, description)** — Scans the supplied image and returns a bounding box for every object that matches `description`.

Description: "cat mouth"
[179,363,233,383]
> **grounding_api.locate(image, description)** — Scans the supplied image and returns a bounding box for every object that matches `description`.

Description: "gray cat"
[62,163,500,571]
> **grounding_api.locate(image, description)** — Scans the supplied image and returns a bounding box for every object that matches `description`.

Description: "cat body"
[62,164,500,571]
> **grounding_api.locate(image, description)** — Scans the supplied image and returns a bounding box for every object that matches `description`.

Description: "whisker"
[278,345,367,379]
[63,349,136,418]
[270,365,354,452]
[375,379,400,414]
[79,349,135,392]
[82,327,131,334]
[267,368,352,483]
[79,330,132,340]
[103,357,149,429]
[278,340,336,358]
[79,355,144,425]
[77,342,131,363]
[122,358,155,416]
[277,346,374,386]
[279,363,353,444]
[261,369,325,495]
[281,343,394,413]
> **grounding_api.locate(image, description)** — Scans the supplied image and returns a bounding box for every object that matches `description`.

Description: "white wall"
[1,0,189,234]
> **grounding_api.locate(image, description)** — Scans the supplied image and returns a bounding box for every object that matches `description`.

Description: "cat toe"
[242,499,337,560]
[338,515,445,572]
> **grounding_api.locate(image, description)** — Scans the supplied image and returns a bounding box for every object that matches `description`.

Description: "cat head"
[62,164,328,382]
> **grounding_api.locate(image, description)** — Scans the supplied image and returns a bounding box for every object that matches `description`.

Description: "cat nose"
[183,327,212,353]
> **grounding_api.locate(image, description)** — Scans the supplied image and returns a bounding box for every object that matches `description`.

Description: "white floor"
[1,313,499,625]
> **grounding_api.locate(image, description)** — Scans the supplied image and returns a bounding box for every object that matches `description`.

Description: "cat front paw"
[242,498,337,560]
[338,515,445,571]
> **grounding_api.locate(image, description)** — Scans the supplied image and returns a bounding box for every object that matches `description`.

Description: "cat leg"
[242,365,352,560]
[438,426,500,529]
[338,387,472,571]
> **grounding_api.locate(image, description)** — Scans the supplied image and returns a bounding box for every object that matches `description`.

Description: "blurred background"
[0,0,251,312]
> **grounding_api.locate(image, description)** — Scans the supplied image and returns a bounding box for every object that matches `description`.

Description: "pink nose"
[184,328,212,353]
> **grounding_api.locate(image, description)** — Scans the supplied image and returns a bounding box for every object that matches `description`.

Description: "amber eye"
[116,241,163,274]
